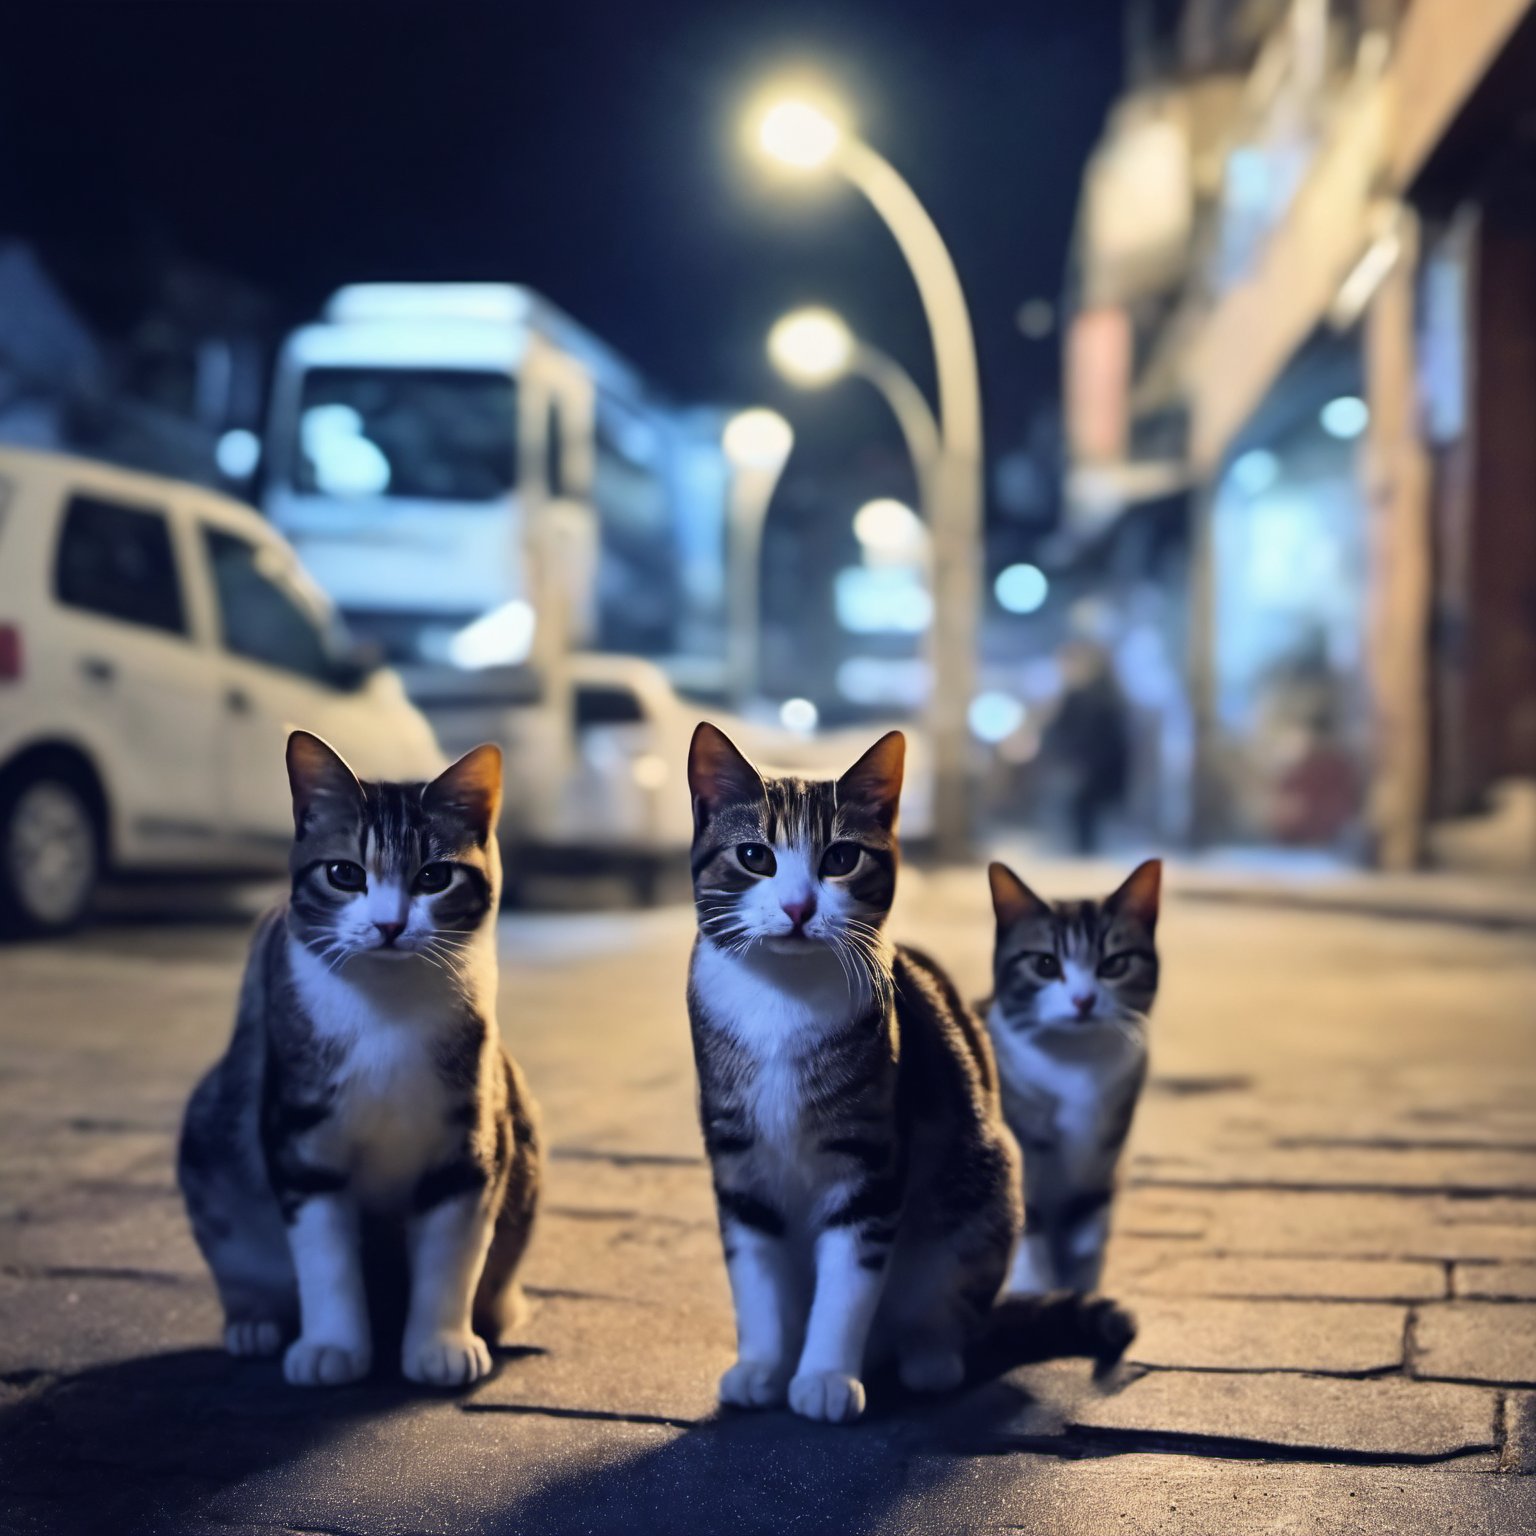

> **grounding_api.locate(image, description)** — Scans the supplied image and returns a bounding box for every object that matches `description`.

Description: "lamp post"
[767,308,942,513]
[753,96,984,861]
[721,408,794,706]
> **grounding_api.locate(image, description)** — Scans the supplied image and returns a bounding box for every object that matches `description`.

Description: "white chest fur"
[288,937,494,1208]
[693,941,880,1192]
[987,1002,1145,1154]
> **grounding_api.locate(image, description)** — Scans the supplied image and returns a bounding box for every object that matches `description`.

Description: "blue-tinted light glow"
[1320,395,1369,440]
[994,563,1049,615]
[969,691,1026,744]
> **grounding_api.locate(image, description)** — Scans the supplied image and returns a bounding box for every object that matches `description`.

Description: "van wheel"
[0,771,100,937]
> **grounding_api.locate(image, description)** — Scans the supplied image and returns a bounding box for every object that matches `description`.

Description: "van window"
[295,367,517,502]
[203,528,337,684]
[54,494,186,635]
[573,684,646,733]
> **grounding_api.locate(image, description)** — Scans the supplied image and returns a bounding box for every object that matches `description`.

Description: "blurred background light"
[968,691,1025,744]
[722,407,793,468]
[215,427,261,479]
[1015,298,1056,339]
[768,308,853,385]
[1320,395,1370,440]
[778,696,819,733]
[834,565,931,634]
[630,753,669,791]
[853,497,924,559]
[1231,448,1280,495]
[757,99,842,170]
[447,599,535,670]
[836,656,929,708]
[993,562,1049,614]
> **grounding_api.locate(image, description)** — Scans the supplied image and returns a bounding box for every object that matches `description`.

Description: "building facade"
[1067,0,1536,868]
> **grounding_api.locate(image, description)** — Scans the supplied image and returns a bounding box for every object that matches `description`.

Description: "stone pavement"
[1,864,1534,1534]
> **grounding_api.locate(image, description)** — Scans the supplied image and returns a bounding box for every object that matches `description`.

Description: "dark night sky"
[1,1,1123,492]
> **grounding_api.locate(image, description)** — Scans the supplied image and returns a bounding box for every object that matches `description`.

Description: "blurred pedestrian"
[1044,641,1129,854]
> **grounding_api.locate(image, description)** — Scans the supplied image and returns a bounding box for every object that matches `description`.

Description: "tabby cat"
[984,859,1161,1297]
[179,731,540,1387]
[685,722,1026,1424]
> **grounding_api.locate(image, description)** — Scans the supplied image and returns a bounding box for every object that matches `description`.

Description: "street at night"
[3,865,1533,1533]
[5,3,1536,1532]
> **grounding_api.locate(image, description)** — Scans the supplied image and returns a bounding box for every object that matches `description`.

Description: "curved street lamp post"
[755,97,983,861]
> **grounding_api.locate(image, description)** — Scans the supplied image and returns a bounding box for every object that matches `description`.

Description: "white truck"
[263,284,732,900]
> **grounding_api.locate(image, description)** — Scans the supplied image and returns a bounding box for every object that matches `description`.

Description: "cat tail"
[966,1291,1136,1382]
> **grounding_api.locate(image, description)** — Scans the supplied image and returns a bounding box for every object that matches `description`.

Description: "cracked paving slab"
[1412,1303,1536,1387]
[1067,1371,1500,1462]
[1124,1297,1408,1375]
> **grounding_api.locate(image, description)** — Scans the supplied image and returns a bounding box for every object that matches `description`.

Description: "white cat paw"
[283,1338,371,1386]
[719,1358,789,1409]
[788,1369,866,1424]
[225,1319,284,1358]
[898,1346,965,1394]
[403,1329,493,1387]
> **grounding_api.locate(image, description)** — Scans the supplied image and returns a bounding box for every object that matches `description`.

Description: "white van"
[0,448,443,934]
[263,284,727,899]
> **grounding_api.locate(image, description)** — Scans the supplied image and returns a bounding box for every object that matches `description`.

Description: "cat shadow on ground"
[0,1326,1129,1536]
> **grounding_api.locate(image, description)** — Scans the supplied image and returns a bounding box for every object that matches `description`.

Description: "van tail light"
[0,625,21,681]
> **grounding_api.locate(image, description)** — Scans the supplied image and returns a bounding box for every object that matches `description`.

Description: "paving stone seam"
[1127,1362,1407,1382]
[460,1401,701,1430]
[1127,1178,1536,1198]
[1270,1137,1536,1154]
[1049,1424,1499,1468]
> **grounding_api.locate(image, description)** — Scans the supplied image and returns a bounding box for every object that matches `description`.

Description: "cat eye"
[1098,952,1133,980]
[325,861,366,892]
[819,842,863,879]
[413,863,455,894]
[736,843,776,876]
[1028,953,1061,980]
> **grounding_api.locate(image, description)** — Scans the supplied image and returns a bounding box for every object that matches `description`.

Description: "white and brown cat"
[984,859,1161,1297]
[179,732,540,1387]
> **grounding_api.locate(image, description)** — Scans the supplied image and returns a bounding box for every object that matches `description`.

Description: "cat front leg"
[790,1222,891,1424]
[283,1192,372,1386]
[1056,1188,1113,1294]
[1004,1202,1060,1295]
[402,1180,497,1387]
[717,1198,797,1408]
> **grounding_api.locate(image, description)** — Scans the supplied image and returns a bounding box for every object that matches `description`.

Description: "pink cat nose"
[374,921,405,946]
[1072,991,1097,1017]
[781,898,816,930]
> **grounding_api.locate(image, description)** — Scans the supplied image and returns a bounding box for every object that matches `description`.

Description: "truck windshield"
[295,367,517,502]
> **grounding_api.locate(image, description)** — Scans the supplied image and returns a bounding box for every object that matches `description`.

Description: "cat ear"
[988,861,1049,930]
[423,743,503,842]
[1107,858,1162,929]
[687,722,764,830]
[838,730,905,831]
[286,730,362,835]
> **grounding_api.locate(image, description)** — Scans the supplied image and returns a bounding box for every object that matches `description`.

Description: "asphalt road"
[2,862,1534,1534]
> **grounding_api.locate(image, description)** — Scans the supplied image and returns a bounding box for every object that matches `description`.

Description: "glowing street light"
[747,83,985,859]
[722,406,794,468]
[757,99,843,170]
[768,308,854,385]
[767,308,941,515]
[722,407,794,705]
[853,498,926,565]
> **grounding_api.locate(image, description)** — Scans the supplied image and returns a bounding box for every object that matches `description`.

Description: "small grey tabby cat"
[686,722,1028,1425]
[179,731,540,1388]
[984,859,1161,1297]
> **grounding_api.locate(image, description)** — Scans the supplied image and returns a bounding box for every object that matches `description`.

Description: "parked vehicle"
[0,448,443,935]
[264,282,709,672]
[262,284,737,899]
